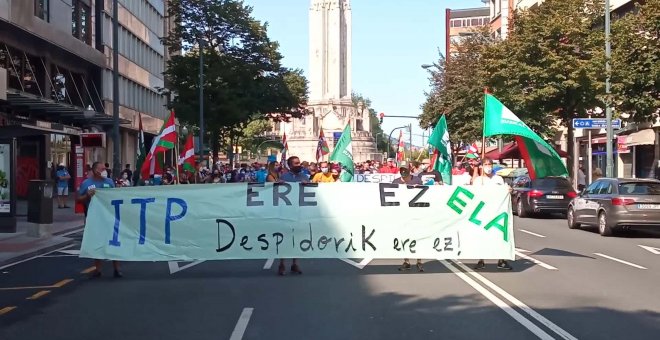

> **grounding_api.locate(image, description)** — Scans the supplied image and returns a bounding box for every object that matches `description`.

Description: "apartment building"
[0,0,169,197]
[444,6,490,60]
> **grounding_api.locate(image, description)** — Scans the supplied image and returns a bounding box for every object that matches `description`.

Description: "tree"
[352,92,388,152]
[611,0,660,123]
[483,0,606,176]
[163,0,309,164]
[420,27,500,147]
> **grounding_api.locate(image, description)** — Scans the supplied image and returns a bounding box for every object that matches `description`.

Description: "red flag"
[178,133,195,173]
[316,128,330,162]
[141,111,177,180]
[396,130,405,162]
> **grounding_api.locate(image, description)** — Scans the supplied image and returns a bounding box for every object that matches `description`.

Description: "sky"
[243,0,488,147]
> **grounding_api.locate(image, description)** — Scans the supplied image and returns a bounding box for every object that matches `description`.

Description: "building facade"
[445,7,490,60]
[0,0,168,197]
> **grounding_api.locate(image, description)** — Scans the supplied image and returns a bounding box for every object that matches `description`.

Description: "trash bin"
[27,180,53,224]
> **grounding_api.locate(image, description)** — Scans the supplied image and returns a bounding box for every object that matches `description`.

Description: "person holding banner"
[472,157,512,271]
[78,162,123,278]
[391,162,426,272]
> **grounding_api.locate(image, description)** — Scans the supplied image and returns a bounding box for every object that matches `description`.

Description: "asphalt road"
[1,215,660,340]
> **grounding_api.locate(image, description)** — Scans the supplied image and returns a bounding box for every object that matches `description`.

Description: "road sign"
[572,118,622,129]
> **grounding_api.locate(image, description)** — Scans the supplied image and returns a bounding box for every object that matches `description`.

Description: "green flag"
[484,94,568,179]
[428,115,452,185]
[329,124,354,182]
[134,113,147,185]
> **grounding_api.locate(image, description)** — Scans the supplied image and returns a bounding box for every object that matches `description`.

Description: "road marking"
[167,260,205,274]
[52,279,74,288]
[594,253,647,269]
[80,266,96,274]
[451,261,578,340]
[26,290,51,300]
[0,306,16,315]
[439,261,555,340]
[58,249,81,255]
[58,227,84,238]
[40,254,78,258]
[516,248,531,253]
[520,229,546,238]
[339,258,372,269]
[229,307,254,340]
[515,251,558,270]
[0,244,76,271]
[638,245,660,255]
[263,258,274,269]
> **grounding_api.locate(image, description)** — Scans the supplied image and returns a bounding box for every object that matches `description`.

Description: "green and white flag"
[484,94,568,179]
[329,124,354,182]
[428,115,452,185]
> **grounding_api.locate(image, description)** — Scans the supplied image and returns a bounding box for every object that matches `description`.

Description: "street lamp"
[83,105,95,119]
[604,0,614,177]
[198,36,205,164]
[182,126,188,136]
[387,125,410,159]
[111,0,121,180]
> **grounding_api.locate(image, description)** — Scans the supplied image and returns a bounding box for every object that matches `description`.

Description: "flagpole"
[174,136,180,185]
[482,88,489,161]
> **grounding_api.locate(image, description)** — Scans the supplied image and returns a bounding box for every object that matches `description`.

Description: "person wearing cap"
[392,162,425,272]
[379,158,399,174]
[55,163,71,208]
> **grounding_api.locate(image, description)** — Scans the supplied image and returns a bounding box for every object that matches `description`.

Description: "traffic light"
[379,112,384,124]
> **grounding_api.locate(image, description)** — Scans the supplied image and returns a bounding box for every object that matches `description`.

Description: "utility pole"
[199,37,205,164]
[112,0,120,179]
[605,0,614,177]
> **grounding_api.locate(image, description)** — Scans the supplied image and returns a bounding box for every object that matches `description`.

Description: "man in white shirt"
[471,157,512,270]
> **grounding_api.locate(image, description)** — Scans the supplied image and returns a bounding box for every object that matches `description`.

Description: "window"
[72,0,92,45]
[34,0,49,21]
[586,181,602,195]
[471,18,479,26]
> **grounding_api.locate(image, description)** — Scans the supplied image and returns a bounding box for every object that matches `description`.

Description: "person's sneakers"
[474,260,486,270]
[277,263,285,276]
[89,270,102,279]
[416,262,424,272]
[497,260,512,271]
[290,264,302,275]
[398,262,412,271]
[113,270,123,278]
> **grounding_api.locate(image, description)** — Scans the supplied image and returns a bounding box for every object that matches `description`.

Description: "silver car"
[567,178,660,236]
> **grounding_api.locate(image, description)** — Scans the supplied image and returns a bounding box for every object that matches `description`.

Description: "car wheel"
[567,207,580,229]
[517,199,528,218]
[598,211,613,236]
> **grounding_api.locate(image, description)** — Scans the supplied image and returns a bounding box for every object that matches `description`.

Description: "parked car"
[511,176,577,218]
[567,178,660,236]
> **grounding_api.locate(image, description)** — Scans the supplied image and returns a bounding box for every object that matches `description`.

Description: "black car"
[511,176,577,217]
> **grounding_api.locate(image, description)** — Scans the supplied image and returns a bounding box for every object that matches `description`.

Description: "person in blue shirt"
[255,164,268,183]
[77,161,122,278]
[277,156,309,276]
[55,164,71,209]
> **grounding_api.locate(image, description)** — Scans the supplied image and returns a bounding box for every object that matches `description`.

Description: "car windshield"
[532,178,572,189]
[618,182,660,195]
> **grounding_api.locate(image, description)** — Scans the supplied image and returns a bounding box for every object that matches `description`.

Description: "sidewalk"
[0,200,84,268]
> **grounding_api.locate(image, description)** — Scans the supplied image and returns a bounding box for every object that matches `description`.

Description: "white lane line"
[638,245,660,255]
[0,244,74,271]
[515,251,558,271]
[516,248,531,253]
[339,258,372,269]
[520,229,546,238]
[452,260,578,340]
[167,260,206,274]
[58,227,85,238]
[439,261,555,340]
[594,253,647,270]
[229,307,254,340]
[263,258,274,269]
[58,249,81,255]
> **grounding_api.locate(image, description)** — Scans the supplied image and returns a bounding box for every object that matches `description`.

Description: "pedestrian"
[392,162,425,272]
[312,161,336,183]
[277,156,308,276]
[104,163,112,179]
[417,158,443,185]
[78,162,122,278]
[577,162,586,191]
[471,157,512,270]
[266,161,280,182]
[379,158,398,174]
[593,168,603,181]
[55,163,71,209]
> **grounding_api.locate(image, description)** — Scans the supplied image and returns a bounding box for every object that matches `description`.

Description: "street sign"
[572,118,622,129]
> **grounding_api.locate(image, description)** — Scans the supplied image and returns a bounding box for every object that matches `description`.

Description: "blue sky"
[244,0,488,147]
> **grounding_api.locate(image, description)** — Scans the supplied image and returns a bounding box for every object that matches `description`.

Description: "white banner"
[353,173,398,183]
[80,183,515,261]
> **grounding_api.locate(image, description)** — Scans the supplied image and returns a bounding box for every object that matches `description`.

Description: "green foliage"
[352,92,388,152]
[163,0,309,160]
[611,0,660,122]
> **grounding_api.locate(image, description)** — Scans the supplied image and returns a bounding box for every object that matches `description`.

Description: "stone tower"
[280,0,379,163]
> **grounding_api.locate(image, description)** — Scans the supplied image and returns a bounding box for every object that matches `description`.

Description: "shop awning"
[486,142,569,160]
[624,129,656,147]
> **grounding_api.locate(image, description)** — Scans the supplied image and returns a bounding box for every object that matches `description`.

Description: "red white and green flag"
[140,111,177,180]
[178,133,195,173]
[466,142,479,159]
[316,127,330,162]
[396,130,405,163]
[484,94,568,179]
